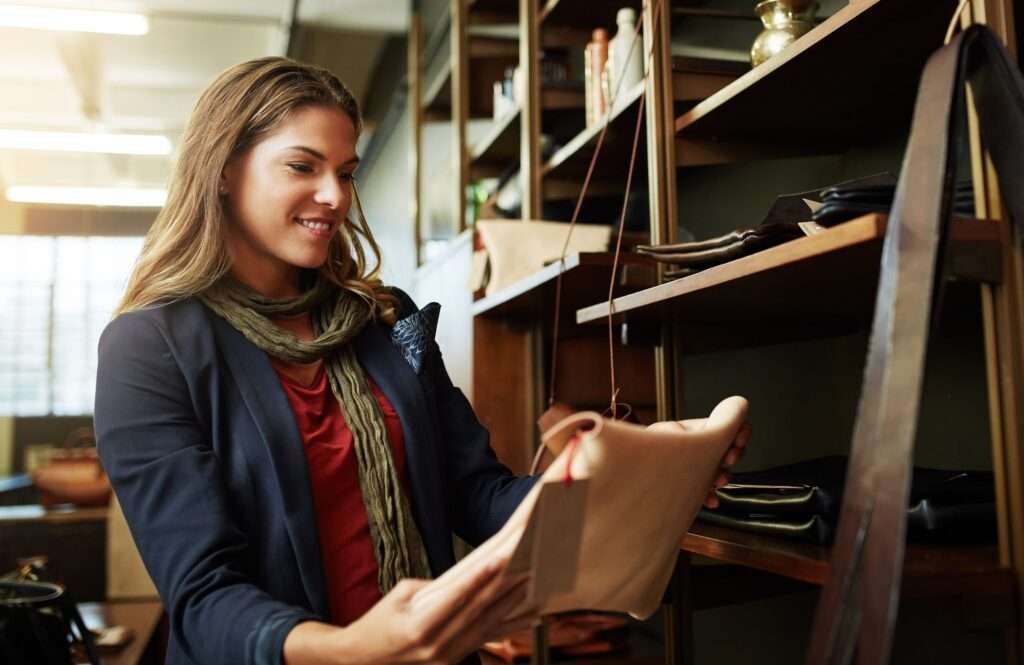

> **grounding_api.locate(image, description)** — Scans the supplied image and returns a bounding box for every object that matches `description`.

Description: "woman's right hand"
[285,557,534,665]
[347,558,532,665]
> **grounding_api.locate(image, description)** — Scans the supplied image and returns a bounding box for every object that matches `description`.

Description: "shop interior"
[1,0,1023,663]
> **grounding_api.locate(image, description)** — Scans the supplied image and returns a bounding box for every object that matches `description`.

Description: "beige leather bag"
[415,396,747,619]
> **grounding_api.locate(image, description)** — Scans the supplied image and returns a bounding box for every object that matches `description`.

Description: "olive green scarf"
[199,277,431,593]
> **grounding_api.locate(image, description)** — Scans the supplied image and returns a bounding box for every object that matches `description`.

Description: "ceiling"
[0,0,408,222]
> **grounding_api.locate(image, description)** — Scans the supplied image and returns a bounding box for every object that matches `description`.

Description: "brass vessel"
[750,0,819,67]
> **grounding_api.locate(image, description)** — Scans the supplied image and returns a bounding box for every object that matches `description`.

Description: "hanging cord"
[606,93,647,418]
[546,0,663,413]
[943,0,970,44]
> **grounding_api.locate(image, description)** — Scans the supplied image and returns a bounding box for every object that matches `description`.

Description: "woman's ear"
[219,159,238,196]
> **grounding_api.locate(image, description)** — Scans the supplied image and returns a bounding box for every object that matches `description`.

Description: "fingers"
[410,555,504,633]
[429,573,531,663]
[679,418,708,431]
[735,422,753,449]
[392,577,432,602]
[721,422,752,469]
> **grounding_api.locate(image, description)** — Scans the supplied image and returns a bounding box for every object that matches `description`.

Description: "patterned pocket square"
[390,302,441,375]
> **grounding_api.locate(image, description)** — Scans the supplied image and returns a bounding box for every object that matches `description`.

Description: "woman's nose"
[313,174,348,210]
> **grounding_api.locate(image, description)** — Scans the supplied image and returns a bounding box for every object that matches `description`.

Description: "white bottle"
[608,7,644,101]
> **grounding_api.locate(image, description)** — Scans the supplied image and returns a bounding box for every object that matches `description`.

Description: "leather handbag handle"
[807,25,1024,665]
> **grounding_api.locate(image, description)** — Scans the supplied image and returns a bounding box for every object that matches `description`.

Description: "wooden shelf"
[671,6,760,21]
[473,251,655,323]
[540,0,641,29]
[422,62,452,119]
[470,85,586,176]
[674,0,960,161]
[542,81,647,181]
[683,521,1013,599]
[469,0,517,24]
[422,36,520,120]
[672,56,748,105]
[575,215,1002,351]
[0,504,107,525]
[471,107,521,174]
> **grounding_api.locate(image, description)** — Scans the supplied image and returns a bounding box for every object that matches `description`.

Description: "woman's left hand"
[648,415,752,509]
[702,418,751,508]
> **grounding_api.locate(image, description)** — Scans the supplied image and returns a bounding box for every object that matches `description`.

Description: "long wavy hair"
[116,56,396,322]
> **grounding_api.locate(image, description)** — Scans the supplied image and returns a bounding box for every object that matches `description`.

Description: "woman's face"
[221,104,359,296]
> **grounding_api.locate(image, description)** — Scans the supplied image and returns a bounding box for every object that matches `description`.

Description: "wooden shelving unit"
[683,522,1012,598]
[470,86,586,176]
[674,0,960,166]
[470,107,521,174]
[539,0,642,27]
[473,251,655,322]
[576,214,1002,346]
[409,0,1024,661]
[671,56,748,106]
[421,35,519,120]
[542,81,647,181]
[467,0,516,24]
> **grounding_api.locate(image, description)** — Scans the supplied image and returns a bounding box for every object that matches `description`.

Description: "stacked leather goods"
[697,456,996,545]
[637,173,976,279]
[813,177,975,227]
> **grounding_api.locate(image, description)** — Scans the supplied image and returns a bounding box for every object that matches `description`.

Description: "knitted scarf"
[199,277,431,592]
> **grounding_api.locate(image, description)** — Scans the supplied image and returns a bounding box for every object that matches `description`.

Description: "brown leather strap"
[807,25,1024,665]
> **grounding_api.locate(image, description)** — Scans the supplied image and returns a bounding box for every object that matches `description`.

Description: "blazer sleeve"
[389,288,538,546]
[433,357,537,545]
[94,311,316,665]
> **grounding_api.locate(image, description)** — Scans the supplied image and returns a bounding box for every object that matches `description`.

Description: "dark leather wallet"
[813,180,975,227]
[696,509,834,544]
[636,223,805,272]
[698,456,996,545]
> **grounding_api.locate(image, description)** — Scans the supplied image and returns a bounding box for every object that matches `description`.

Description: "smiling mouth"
[294,217,335,236]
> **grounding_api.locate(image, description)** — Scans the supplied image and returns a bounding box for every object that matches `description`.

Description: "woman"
[94,57,749,665]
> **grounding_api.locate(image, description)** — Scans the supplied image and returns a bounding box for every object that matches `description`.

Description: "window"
[0,235,143,415]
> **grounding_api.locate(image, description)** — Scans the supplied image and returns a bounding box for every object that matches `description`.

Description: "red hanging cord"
[563,434,582,486]
[546,0,664,417]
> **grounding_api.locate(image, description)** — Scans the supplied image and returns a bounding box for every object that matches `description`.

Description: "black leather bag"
[0,580,100,665]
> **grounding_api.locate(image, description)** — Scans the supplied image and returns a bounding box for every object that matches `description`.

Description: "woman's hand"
[285,556,538,665]
[348,560,533,665]
[648,408,752,509]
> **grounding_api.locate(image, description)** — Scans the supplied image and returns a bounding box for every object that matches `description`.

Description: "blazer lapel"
[355,323,453,574]
[208,313,330,619]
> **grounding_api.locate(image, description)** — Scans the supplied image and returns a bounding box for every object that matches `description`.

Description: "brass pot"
[750,0,819,67]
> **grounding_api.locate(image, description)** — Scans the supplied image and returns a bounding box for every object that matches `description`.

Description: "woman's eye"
[338,172,356,183]
[287,163,313,173]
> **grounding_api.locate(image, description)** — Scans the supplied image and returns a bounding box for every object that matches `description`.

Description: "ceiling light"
[0,5,149,35]
[6,186,166,208]
[0,129,171,155]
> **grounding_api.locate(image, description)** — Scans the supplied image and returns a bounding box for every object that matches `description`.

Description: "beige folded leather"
[477,220,611,296]
[413,396,747,619]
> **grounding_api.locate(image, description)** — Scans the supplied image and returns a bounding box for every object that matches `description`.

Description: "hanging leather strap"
[807,25,1024,665]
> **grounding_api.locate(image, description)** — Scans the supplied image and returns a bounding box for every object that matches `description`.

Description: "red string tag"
[563,433,582,487]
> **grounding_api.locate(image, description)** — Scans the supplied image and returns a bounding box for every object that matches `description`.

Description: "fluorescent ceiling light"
[6,186,166,208]
[0,129,171,155]
[0,5,148,35]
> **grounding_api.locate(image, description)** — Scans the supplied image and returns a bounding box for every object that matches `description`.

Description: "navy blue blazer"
[94,292,535,665]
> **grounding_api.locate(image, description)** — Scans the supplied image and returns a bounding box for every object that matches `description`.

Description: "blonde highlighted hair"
[117,56,396,322]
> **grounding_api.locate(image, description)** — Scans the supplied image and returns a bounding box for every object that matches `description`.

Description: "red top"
[272,360,408,626]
